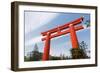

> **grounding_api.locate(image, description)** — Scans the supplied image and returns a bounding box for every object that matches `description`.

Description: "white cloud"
[25,36,42,47]
[25,12,59,34]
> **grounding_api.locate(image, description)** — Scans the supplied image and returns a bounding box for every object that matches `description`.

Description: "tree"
[34,44,39,52]
[60,53,64,60]
[27,43,41,61]
[31,43,41,61]
[79,41,90,58]
[84,20,90,27]
[80,41,88,50]
[71,41,89,59]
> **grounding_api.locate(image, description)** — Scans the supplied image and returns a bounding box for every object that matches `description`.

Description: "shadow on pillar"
[71,48,87,59]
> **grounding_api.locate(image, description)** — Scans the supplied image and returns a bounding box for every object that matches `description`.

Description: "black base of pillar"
[71,48,87,59]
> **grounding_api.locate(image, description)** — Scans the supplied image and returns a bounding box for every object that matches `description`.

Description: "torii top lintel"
[41,17,84,36]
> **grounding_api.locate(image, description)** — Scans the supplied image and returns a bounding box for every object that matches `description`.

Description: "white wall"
[0,0,99,73]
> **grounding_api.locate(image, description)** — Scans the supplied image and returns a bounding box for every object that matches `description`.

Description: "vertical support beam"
[42,32,51,61]
[69,24,79,49]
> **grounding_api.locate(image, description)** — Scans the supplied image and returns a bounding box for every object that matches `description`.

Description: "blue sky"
[24,11,90,57]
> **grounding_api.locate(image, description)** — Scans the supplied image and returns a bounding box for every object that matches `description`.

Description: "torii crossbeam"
[41,17,84,60]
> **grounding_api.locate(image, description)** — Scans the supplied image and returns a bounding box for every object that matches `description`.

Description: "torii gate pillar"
[42,32,51,60]
[69,24,79,49]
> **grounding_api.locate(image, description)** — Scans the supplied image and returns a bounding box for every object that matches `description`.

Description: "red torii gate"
[41,17,84,60]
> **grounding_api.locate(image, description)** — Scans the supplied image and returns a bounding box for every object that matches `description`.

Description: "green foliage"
[85,20,90,27]
[70,41,90,59]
